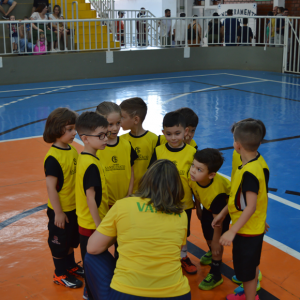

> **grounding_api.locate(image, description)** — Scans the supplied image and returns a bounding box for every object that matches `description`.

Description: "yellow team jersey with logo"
[97,197,190,298]
[121,131,157,193]
[75,153,109,229]
[231,150,269,184]
[97,137,132,206]
[44,144,78,212]
[189,173,231,211]
[158,134,198,149]
[155,144,196,210]
[228,158,268,235]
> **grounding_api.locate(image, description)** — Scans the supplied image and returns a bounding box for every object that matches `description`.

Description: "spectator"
[49,5,67,50]
[276,7,284,46]
[237,18,253,46]
[187,15,201,47]
[116,11,125,46]
[19,16,34,53]
[32,0,49,14]
[33,32,46,54]
[136,7,147,46]
[173,12,187,47]
[221,9,240,46]
[158,9,172,47]
[7,15,18,52]
[269,6,278,47]
[266,11,273,44]
[283,8,291,67]
[85,159,191,300]
[58,16,70,49]
[208,12,222,46]
[30,4,57,51]
[0,0,17,20]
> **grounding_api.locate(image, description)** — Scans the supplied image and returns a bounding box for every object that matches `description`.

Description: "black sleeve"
[242,171,259,195]
[250,28,253,38]
[155,135,161,147]
[44,156,64,192]
[130,144,138,166]
[83,164,102,207]
[210,193,228,215]
[264,168,269,192]
[194,145,198,150]
[148,148,157,169]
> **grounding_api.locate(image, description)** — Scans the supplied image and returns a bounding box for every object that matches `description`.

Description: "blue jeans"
[19,39,34,52]
[85,251,191,300]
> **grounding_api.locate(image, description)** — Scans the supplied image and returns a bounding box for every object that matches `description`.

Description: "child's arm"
[212,204,228,229]
[86,187,101,228]
[148,148,157,168]
[211,214,223,256]
[220,191,257,246]
[127,166,134,196]
[194,198,202,221]
[46,175,69,229]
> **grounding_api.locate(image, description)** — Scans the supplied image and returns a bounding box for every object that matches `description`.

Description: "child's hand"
[54,212,69,229]
[196,207,202,220]
[219,230,235,246]
[39,29,44,32]
[264,222,270,233]
[212,213,224,229]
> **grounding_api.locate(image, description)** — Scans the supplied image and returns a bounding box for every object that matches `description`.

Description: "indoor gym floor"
[0,70,300,300]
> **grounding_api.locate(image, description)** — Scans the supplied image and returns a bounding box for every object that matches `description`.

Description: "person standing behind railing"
[221,9,240,46]
[158,9,172,47]
[19,16,34,53]
[270,6,277,47]
[136,7,147,46]
[208,12,222,46]
[237,18,253,46]
[187,16,201,47]
[266,11,273,45]
[116,11,125,46]
[30,4,57,52]
[173,13,187,47]
[275,7,284,47]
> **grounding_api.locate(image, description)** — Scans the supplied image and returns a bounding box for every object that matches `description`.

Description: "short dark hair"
[267,11,273,16]
[43,107,78,143]
[163,111,186,128]
[165,9,170,14]
[278,7,284,13]
[227,9,233,15]
[231,118,266,141]
[194,148,224,173]
[284,8,288,12]
[242,18,248,25]
[180,13,186,17]
[213,12,219,17]
[234,121,263,152]
[176,107,198,127]
[76,111,108,135]
[119,97,147,122]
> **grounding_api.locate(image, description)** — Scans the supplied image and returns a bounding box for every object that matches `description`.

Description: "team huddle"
[43,97,269,300]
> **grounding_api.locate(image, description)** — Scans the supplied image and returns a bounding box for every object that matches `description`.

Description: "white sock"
[181,245,188,259]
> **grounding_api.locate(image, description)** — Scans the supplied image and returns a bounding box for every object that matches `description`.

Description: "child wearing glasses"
[43,107,84,290]
[75,111,111,300]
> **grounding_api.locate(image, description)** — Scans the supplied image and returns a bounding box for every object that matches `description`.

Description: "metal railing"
[1,16,299,73]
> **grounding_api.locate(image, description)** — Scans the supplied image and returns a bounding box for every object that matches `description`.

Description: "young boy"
[75,111,110,300]
[189,148,231,290]
[157,107,199,149]
[120,97,158,193]
[213,121,268,300]
[149,111,197,275]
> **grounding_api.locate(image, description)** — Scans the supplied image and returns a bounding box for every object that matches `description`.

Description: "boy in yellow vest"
[120,97,158,193]
[75,111,110,300]
[213,121,268,300]
[149,111,197,275]
[189,148,231,290]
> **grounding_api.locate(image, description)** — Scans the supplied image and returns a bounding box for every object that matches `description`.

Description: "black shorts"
[201,207,230,241]
[233,234,264,282]
[185,208,192,237]
[47,207,80,258]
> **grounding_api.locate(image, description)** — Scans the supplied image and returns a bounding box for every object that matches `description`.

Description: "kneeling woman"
[86,159,191,300]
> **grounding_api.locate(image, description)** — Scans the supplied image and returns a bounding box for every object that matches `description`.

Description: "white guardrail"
[0,16,299,73]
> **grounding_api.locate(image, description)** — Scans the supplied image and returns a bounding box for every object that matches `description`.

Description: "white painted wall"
[114,0,162,17]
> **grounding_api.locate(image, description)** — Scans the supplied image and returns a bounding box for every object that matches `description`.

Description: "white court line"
[0,73,226,94]
[224,73,300,87]
[74,138,84,146]
[0,135,43,143]
[164,80,268,104]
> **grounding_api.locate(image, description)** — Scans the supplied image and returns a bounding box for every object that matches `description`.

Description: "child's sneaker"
[198,273,223,290]
[200,250,212,265]
[232,270,262,285]
[181,256,197,274]
[67,262,85,278]
[234,280,261,294]
[83,286,89,299]
[226,292,260,300]
[53,272,83,288]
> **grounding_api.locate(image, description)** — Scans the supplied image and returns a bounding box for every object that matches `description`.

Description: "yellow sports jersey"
[231,150,269,189]
[121,131,157,192]
[97,196,190,298]
[44,144,78,212]
[97,137,132,206]
[158,134,198,149]
[189,173,231,211]
[155,144,196,210]
[228,158,268,235]
[75,153,109,229]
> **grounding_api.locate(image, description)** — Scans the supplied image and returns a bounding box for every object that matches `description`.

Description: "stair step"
[66,3,90,10]
[74,33,114,42]
[65,0,86,4]
[67,10,97,19]
[75,41,120,49]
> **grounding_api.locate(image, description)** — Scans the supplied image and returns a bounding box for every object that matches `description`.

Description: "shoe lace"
[205,273,214,281]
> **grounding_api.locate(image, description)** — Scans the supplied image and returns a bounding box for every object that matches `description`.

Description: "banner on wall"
[217,3,257,34]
